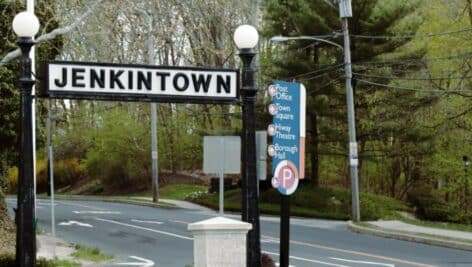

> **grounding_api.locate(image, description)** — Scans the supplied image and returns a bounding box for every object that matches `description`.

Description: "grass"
[0,254,80,267]
[71,244,113,263]
[190,185,412,221]
[124,184,208,200]
[400,218,472,233]
[42,259,81,267]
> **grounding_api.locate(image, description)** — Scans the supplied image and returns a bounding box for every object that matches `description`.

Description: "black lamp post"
[233,25,261,267]
[463,155,469,211]
[12,11,40,267]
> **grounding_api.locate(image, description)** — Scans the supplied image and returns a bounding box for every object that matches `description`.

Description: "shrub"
[6,158,87,194]
[0,254,15,267]
[408,185,463,223]
[54,158,86,188]
[6,167,18,193]
[0,188,5,215]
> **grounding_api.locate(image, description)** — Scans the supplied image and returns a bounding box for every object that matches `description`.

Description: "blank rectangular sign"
[203,136,241,174]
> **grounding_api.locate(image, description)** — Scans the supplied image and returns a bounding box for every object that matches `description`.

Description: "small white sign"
[350,158,359,166]
[203,136,241,174]
[349,142,358,157]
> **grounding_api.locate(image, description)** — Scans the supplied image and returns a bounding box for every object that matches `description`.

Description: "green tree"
[262,0,423,190]
[0,0,62,188]
[0,1,62,222]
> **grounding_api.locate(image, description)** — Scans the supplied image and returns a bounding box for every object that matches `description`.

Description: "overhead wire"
[349,28,472,39]
[353,72,472,81]
[356,78,472,94]
[353,52,472,66]
[307,75,344,95]
[278,63,343,81]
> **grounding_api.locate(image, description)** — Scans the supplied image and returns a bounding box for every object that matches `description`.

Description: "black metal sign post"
[17,37,37,267]
[238,48,261,267]
[280,195,290,267]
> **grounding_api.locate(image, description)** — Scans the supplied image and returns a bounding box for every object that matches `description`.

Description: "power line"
[357,78,472,94]
[307,75,344,95]
[353,64,470,76]
[303,68,343,81]
[353,52,472,65]
[284,63,344,80]
[353,72,472,81]
[349,28,472,40]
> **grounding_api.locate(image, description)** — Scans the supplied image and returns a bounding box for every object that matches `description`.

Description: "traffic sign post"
[266,81,306,267]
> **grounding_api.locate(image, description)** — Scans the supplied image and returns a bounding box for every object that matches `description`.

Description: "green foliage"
[0,0,63,178]
[262,0,425,191]
[0,188,5,215]
[0,254,15,267]
[53,159,86,189]
[84,106,152,189]
[193,185,410,221]
[407,184,467,223]
[159,184,208,200]
[0,254,80,267]
[72,244,113,262]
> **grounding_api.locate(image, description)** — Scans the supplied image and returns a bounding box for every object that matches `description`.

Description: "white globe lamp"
[233,25,259,49]
[12,11,40,37]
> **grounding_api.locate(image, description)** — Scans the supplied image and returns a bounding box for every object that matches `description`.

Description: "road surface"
[6,198,472,267]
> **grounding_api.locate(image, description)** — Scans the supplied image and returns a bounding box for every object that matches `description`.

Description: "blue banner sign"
[268,81,306,195]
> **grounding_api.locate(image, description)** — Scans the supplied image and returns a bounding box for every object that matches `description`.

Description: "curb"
[347,221,472,252]
[36,195,178,209]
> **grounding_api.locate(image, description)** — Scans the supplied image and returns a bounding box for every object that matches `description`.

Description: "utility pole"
[339,0,360,222]
[46,100,56,259]
[142,8,159,203]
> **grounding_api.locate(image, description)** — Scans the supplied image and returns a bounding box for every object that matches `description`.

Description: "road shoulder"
[347,220,472,252]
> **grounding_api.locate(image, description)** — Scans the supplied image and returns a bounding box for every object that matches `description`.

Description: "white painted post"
[188,217,252,267]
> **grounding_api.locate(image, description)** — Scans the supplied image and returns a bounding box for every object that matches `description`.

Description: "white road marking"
[261,238,279,244]
[95,217,193,240]
[73,210,121,214]
[262,235,435,267]
[168,219,189,225]
[263,251,350,267]
[116,256,154,266]
[131,219,163,225]
[275,263,296,267]
[58,220,93,228]
[57,201,106,211]
[36,201,57,206]
[331,257,395,267]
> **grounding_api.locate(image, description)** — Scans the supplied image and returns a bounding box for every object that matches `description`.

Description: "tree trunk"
[467,0,472,26]
[390,158,402,198]
[310,111,320,187]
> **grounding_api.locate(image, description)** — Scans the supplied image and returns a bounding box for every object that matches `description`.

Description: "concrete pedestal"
[188,216,252,267]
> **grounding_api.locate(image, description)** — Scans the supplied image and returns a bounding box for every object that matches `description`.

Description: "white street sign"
[42,61,239,103]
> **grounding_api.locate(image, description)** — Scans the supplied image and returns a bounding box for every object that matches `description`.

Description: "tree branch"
[0,0,103,66]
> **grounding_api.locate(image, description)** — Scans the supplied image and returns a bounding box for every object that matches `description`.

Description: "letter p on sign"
[272,160,299,195]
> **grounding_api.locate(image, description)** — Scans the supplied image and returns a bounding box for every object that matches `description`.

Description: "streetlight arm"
[270,35,343,50]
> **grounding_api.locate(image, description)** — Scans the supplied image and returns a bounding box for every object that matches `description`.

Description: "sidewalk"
[37,234,75,261]
[37,234,109,266]
[347,220,472,252]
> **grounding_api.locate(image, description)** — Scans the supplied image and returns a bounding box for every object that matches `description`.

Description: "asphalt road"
[6,198,472,267]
